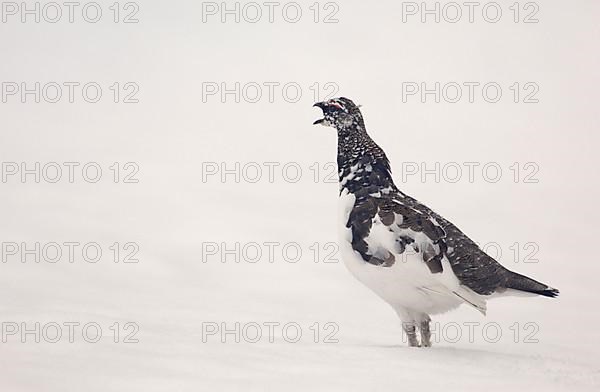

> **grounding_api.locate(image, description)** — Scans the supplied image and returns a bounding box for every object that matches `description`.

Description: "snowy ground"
[1,1,599,391]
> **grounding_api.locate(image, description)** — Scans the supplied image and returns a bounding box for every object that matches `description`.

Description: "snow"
[1,0,600,390]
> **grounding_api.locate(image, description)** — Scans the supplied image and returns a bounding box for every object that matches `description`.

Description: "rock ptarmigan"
[313,97,558,347]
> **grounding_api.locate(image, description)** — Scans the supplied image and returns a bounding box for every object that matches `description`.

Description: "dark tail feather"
[504,270,559,298]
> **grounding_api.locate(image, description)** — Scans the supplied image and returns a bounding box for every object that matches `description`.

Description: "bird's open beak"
[313,102,326,125]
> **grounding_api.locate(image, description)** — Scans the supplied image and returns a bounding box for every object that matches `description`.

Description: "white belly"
[338,190,464,315]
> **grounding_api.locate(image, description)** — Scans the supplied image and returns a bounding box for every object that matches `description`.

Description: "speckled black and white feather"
[313,97,558,346]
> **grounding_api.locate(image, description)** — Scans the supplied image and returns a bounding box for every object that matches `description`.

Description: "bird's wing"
[347,190,507,298]
[347,191,447,272]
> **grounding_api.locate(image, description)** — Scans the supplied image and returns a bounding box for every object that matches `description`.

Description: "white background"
[1,0,599,390]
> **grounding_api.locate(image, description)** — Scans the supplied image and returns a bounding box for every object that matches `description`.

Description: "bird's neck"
[336,128,396,195]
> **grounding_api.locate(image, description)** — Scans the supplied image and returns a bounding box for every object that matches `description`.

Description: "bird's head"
[313,97,364,131]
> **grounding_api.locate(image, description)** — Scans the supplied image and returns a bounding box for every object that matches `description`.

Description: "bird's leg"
[402,321,420,347]
[419,317,432,348]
